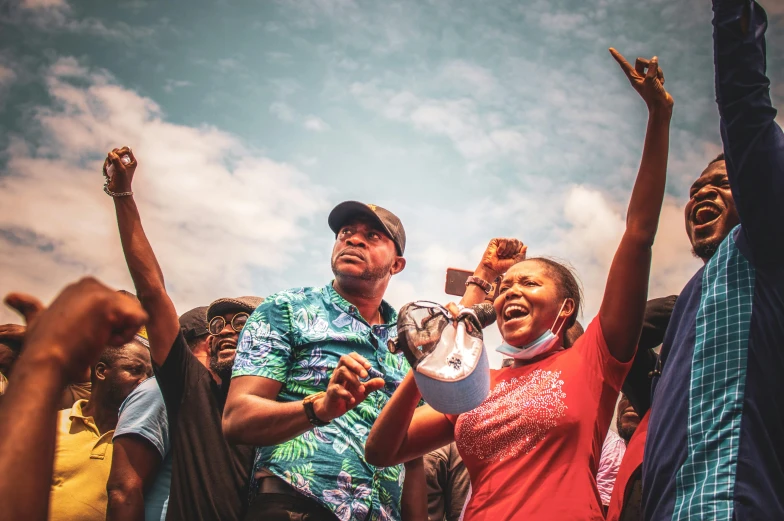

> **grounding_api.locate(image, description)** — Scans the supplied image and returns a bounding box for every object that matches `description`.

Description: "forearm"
[0,353,66,521]
[113,196,178,364]
[625,110,671,243]
[401,457,427,521]
[114,197,166,297]
[713,0,784,259]
[600,111,669,362]
[459,267,496,308]
[223,395,314,446]
[106,487,145,521]
[365,372,423,467]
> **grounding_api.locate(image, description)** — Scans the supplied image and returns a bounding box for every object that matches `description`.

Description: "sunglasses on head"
[208,312,249,336]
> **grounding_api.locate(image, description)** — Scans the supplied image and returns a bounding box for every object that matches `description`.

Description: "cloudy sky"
[1,0,782,367]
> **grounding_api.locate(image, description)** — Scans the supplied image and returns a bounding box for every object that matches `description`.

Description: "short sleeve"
[573,317,633,393]
[114,377,169,459]
[154,331,200,419]
[231,292,295,383]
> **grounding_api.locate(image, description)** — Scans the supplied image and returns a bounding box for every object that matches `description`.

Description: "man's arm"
[714,0,784,264]
[401,457,427,521]
[0,280,147,521]
[599,50,672,363]
[223,298,385,446]
[106,436,162,521]
[105,148,180,366]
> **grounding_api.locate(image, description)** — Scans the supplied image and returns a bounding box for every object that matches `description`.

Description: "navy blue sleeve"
[713,0,784,265]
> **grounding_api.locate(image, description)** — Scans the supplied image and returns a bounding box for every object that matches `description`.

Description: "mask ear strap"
[550,299,571,336]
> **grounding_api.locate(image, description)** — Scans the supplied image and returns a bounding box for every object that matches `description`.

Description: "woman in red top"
[365,48,673,521]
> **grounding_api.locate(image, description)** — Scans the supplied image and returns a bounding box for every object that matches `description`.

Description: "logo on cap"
[367,204,377,212]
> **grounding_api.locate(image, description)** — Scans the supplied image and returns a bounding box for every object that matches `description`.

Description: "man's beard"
[617,422,636,443]
[210,350,235,381]
[104,381,132,411]
[692,239,720,261]
[331,257,391,282]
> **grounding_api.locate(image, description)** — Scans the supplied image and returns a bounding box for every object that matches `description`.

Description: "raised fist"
[103,146,138,194]
[476,238,527,281]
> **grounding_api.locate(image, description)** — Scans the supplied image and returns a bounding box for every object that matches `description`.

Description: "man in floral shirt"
[224,201,419,521]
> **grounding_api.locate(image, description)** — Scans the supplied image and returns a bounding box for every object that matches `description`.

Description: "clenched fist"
[475,238,527,282]
[4,277,148,381]
[103,146,138,195]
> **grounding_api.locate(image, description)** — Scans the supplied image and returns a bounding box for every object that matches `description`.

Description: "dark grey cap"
[207,296,264,321]
[178,306,208,341]
[328,201,406,255]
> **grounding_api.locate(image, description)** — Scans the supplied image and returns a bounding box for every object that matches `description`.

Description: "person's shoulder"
[119,377,164,414]
[256,286,323,309]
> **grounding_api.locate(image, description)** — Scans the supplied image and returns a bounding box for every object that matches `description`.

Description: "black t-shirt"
[155,332,254,521]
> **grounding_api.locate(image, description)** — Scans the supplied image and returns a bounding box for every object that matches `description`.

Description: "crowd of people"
[0,0,781,520]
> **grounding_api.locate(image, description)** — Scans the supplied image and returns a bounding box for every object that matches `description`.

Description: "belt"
[258,475,305,498]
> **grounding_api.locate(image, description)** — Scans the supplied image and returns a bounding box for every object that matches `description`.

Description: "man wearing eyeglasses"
[103,147,257,521]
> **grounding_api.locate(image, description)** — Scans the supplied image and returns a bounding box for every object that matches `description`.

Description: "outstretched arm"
[105,148,180,366]
[713,0,784,264]
[365,372,455,467]
[599,50,673,362]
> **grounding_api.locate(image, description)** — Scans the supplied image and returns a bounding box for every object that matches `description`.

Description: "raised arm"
[104,148,180,366]
[365,372,455,467]
[460,238,527,308]
[599,50,673,362]
[713,0,784,264]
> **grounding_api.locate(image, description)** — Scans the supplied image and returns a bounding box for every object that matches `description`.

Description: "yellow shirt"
[49,400,114,521]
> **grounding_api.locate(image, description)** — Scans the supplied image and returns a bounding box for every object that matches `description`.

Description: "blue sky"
[1,0,782,366]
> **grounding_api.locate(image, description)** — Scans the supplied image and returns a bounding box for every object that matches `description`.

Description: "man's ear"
[94,362,108,382]
[390,256,406,275]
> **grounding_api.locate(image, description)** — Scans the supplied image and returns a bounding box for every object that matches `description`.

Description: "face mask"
[496,299,569,361]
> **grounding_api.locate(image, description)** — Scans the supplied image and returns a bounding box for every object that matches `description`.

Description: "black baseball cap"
[207,296,264,321]
[328,201,406,255]
[179,306,209,341]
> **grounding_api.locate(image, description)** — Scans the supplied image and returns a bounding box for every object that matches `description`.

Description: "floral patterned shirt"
[232,283,412,521]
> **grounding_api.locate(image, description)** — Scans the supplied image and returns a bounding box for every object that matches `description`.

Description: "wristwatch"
[303,392,330,427]
[465,275,492,294]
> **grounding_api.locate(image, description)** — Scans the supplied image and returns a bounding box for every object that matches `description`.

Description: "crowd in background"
[0,1,782,520]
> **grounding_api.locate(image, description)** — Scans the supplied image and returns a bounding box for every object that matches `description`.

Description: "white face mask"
[496,299,569,361]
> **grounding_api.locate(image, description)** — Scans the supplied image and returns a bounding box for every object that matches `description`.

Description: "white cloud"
[270,101,297,122]
[438,60,499,98]
[20,0,69,9]
[0,57,328,322]
[270,102,331,132]
[0,64,16,88]
[350,81,545,167]
[304,116,330,132]
[6,0,141,39]
[163,79,192,93]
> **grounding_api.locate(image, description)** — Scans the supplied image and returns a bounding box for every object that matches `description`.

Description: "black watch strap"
[303,393,330,427]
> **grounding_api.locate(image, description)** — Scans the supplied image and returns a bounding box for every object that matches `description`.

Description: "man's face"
[98,343,153,409]
[684,160,740,261]
[330,218,401,283]
[209,311,244,379]
[616,394,640,443]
